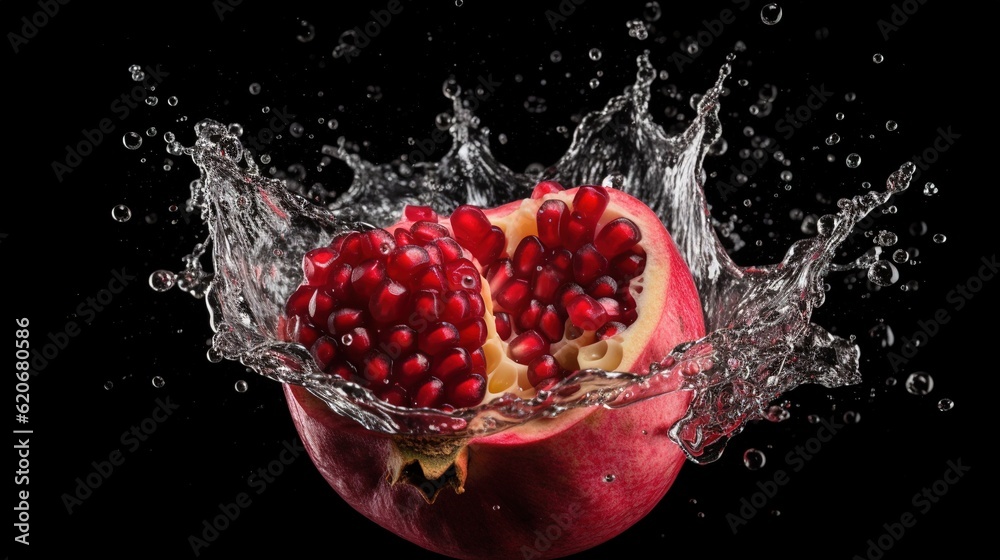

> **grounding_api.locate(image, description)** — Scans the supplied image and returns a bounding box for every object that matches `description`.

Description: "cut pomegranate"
[282,182,705,559]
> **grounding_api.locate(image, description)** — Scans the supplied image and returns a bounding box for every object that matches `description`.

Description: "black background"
[5,1,991,559]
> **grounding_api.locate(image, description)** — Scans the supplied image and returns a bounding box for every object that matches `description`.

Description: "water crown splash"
[172,52,912,463]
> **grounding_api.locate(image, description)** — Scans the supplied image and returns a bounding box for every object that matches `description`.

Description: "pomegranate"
[282,181,705,558]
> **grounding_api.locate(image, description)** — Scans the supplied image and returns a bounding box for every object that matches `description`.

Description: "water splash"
[171,53,913,463]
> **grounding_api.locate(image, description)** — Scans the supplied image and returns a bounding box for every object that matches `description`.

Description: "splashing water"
[168,53,913,463]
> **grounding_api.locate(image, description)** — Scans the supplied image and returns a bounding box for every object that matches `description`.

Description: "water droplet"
[835,112,845,121]
[111,204,132,222]
[873,53,884,64]
[492,504,501,511]
[867,260,899,287]
[588,48,602,61]
[875,230,898,247]
[923,182,938,196]
[603,474,616,483]
[122,132,142,150]
[760,4,782,25]
[780,170,793,182]
[885,120,898,131]
[589,78,600,89]
[145,96,158,107]
[290,122,305,138]
[455,0,463,6]
[167,96,179,106]
[550,50,562,63]
[816,214,837,236]
[461,275,476,289]
[868,323,895,348]
[932,233,947,244]
[825,133,840,146]
[151,376,165,388]
[643,1,662,21]
[104,381,114,390]
[602,174,625,189]
[260,154,271,164]
[743,448,766,470]
[937,398,954,412]
[327,119,339,130]
[842,410,861,424]
[892,249,910,263]
[235,380,248,393]
[149,270,177,292]
[163,131,176,143]
[905,372,934,395]
[524,96,547,114]
[765,405,790,422]
[846,153,862,168]
[341,334,354,346]
[626,19,648,40]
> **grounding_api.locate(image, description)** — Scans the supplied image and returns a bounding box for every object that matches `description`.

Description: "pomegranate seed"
[362,229,396,260]
[527,354,560,386]
[445,259,482,292]
[369,279,409,324]
[380,325,417,358]
[597,297,622,322]
[394,353,431,386]
[566,294,609,331]
[441,291,471,323]
[425,243,444,266]
[328,361,357,382]
[378,384,408,407]
[550,249,574,276]
[361,350,393,386]
[457,317,488,349]
[496,279,531,313]
[508,331,547,365]
[554,283,584,313]
[432,237,464,263]
[285,286,314,317]
[486,259,515,294]
[337,232,366,265]
[467,292,486,316]
[303,247,339,285]
[414,265,448,292]
[308,289,335,323]
[448,374,487,408]
[350,259,386,299]
[411,220,450,242]
[517,299,544,331]
[286,315,319,348]
[473,226,506,266]
[610,251,646,278]
[537,305,565,343]
[532,264,567,301]
[619,291,639,325]
[450,205,493,242]
[536,199,567,247]
[587,276,618,299]
[326,264,354,298]
[469,347,487,373]
[494,312,513,340]
[596,321,627,340]
[413,378,445,408]
[595,217,642,257]
[530,181,564,199]
[404,205,438,222]
[387,245,430,279]
[512,236,546,279]
[573,243,609,286]
[311,336,338,371]
[394,228,415,246]
[328,232,350,253]
[418,322,460,356]
[431,347,473,383]
[340,327,373,362]
[328,308,364,335]
[412,291,442,323]
[572,186,610,221]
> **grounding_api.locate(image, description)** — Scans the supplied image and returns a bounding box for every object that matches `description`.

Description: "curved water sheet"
[173,53,913,462]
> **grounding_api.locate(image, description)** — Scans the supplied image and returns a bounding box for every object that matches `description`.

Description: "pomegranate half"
[283,182,705,558]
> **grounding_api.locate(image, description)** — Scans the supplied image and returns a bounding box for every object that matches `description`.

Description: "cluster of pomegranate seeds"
[469,185,647,387]
[284,216,489,409]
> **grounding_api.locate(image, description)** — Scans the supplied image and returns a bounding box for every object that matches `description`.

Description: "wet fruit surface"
[282,182,705,558]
